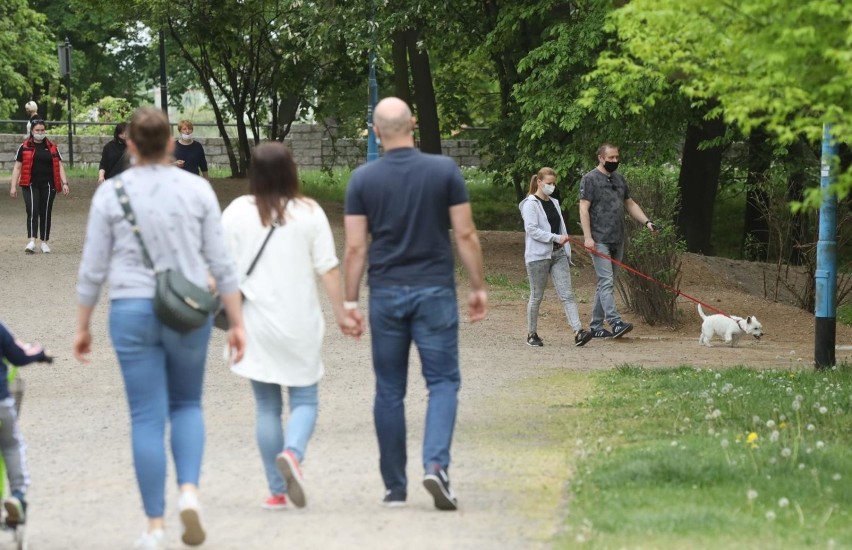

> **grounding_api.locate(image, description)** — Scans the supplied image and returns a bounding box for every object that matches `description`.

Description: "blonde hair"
[178,119,194,133]
[528,167,556,195]
[25,101,38,114]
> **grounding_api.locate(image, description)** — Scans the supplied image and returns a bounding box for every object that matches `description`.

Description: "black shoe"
[423,467,458,511]
[526,333,544,347]
[574,329,593,347]
[611,321,633,338]
[382,490,407,508]
[591,328,613,339]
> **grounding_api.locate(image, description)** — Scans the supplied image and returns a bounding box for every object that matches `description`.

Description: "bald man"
[343,97,487,511]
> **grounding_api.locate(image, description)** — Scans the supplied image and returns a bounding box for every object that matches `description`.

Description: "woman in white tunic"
[221,142,356,510]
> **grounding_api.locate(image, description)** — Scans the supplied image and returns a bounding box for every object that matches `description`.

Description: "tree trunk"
[785,137,813,266]
[742,128,773,260]
[676,109,726,254]
[404,29,441,154]
[391,31,411,105]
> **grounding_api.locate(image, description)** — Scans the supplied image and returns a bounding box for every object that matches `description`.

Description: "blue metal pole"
[367,50,379,162]
[815,123,838,369]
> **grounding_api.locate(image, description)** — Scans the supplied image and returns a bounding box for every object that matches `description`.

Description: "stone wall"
[0,124,483,171]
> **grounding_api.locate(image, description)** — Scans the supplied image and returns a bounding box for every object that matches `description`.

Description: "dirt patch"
[0,178,848,549]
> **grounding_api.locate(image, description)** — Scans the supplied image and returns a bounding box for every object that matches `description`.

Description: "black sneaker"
[526,333,544,347]
[423,467,458,511]
[574,329,593,347]
[611,321,633,338]
[382,490,407,508]
[591,328,613,339]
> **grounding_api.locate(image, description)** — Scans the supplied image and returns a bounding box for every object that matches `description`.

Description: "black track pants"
[22,185,56,241]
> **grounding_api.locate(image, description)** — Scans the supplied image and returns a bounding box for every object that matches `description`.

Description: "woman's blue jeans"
[368,285,460,495]
[250,381,318,496]
[109,299,211,518]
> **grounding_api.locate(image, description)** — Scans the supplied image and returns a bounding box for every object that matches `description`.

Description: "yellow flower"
[747,432,758,444]
[779,422,787,429]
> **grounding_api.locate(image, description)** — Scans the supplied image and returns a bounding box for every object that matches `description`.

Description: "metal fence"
[0,119,248,140]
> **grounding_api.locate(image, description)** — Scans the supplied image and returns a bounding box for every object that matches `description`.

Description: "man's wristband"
[343,301,359,310]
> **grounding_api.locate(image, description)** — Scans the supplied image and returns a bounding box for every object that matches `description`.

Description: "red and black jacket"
[19,138,62,191]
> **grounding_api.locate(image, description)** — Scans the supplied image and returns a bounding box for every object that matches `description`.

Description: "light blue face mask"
[180,133,193,140]
[32,132,46,142]
[542,183,556,196]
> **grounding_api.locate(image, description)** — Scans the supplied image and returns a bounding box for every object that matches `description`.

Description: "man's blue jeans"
[250,380,318,496]
[590,242,625,331]
[109,299,211,518]
[369,285,460,494]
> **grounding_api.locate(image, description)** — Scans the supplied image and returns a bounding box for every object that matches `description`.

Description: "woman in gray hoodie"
[519,167,592,348]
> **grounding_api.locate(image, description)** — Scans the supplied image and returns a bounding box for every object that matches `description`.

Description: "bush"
[617,165,685,327]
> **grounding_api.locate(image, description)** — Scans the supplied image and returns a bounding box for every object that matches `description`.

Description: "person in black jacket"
[97,122,129,184]
[0,320,53,527]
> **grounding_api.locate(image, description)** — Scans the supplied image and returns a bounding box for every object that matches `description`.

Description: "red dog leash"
[565,236,736,320]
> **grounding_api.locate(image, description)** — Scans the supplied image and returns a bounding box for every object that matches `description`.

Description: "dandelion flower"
[832,474,842,481]
[798,463,806,470]
[766,511,776,521]
[747,489,758,501]
[766,420,776,429]
[721,439,729,449]
[747,432,758,444]
[816,441,825,449]
[778,498,790,508]
[792,400,801,411]
[770,430,780,442]
[819,406,828,414]
[781,448,792,458]
[807,424,815,431]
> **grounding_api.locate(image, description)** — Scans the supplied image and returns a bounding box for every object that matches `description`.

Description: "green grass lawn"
[548,365,852,549]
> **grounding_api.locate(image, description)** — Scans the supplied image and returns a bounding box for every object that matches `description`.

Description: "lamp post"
[159,29,169,119]
[366,2,379,162]
[57,37,73,167]
[815,123,838,369]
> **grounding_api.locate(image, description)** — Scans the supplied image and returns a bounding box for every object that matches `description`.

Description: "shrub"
[617,165,685,326]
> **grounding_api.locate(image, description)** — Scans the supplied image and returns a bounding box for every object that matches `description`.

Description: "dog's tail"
[697,303,708,320]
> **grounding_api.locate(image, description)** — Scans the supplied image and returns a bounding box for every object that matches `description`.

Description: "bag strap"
[245,225,277,278]
[113,178,155,271]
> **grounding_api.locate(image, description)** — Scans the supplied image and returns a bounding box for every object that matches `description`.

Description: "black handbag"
[114,179,220,333]
[213,224,277,331]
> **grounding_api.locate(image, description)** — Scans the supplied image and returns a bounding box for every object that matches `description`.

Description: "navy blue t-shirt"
[174,140,208,175]
[344,147,469,288]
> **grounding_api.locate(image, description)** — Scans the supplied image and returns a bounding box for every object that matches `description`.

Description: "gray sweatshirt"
[76,164,239,307]
[519,194,571,264]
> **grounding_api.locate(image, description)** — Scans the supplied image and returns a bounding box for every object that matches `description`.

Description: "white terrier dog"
[697,304,764,347]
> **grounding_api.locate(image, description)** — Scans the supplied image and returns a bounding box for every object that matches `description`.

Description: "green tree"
[0,0,54,121]
[591,0,852,208]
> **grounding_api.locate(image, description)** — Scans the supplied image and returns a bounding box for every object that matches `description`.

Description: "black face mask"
[603,161,619,173]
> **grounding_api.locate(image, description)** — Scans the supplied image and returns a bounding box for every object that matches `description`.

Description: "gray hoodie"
[519,194,571,264]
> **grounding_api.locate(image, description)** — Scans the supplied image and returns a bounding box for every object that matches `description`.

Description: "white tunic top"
[221,195,339,386]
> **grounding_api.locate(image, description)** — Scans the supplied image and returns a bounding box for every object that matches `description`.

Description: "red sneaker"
[262,494,288,510]
[276,450,306,508]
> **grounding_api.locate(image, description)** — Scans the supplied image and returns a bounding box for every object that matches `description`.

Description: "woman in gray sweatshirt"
[519,167,592,348]
[73,107,245,550]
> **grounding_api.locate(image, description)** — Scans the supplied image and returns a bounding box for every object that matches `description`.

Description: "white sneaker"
[133,529,165,550]
[41,242,50,253]
[24,241,35,254]
[178,491,206,546]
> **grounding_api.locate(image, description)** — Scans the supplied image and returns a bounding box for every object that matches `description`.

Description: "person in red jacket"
[9,120,70,254]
